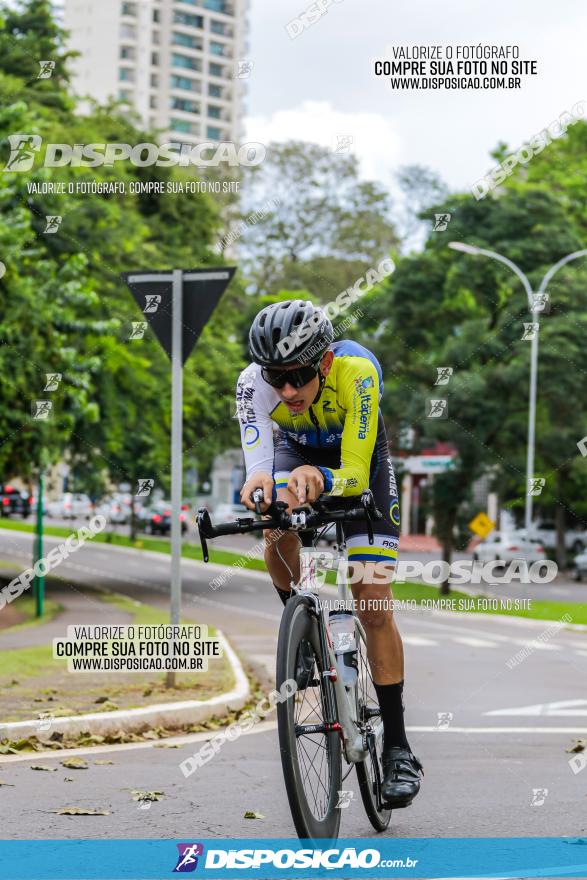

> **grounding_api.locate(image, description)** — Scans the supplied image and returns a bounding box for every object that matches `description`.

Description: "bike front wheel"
[276,594,342,840]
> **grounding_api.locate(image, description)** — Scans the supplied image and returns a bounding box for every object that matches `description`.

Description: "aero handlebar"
[196,490,383,563]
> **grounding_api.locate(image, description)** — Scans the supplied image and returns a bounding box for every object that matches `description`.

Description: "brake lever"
[251,487,264,516]
[361,490,375,545]
[196,508,212,562]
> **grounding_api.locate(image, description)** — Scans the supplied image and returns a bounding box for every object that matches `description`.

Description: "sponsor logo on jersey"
[244,425,260,448]
[354,375,375,397]
[389,500,400,527]
[358,396,372,439]
[236,382,256,424]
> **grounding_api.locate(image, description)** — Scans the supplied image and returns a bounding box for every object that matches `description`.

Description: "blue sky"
[245,0,587,193]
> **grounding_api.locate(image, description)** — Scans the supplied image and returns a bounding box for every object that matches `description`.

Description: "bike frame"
[296,530,383,765]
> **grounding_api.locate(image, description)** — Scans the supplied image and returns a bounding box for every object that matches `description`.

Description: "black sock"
[274,583,296,607]
[374,681,410,751]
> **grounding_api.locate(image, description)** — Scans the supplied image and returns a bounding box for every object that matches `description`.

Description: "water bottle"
[329,610,358,687]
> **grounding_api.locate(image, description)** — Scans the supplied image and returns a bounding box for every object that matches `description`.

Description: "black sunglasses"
[261,362,321,389]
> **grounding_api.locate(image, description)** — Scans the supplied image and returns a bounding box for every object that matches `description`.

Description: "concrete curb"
[0,631,250,743]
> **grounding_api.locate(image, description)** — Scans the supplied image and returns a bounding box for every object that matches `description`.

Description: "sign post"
[122,267,235,686]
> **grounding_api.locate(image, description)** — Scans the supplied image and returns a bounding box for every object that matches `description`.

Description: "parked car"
[0,484,31,518]
[572,549,587,581]
[46,493,93,520]
[97,493,134,524]
[212,503,249,523]
[140,502,188,536]
[473,530,548,567]
[527,520,586,554]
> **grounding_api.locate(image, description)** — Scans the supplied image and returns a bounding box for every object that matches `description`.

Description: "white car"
[473,531,547,567]
[572,550,587,581]
[46,493,93,520]
[97,494,130,524]
[212,503,249,523]
[528,520,586,554]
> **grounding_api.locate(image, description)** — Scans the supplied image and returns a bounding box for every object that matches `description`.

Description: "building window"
[149,95,158,109]
[209,62,223,77]
[172,53,200,71]
[207,125,221,140]
[171,97,200,113]
[207,104,221,118]
[173,11,203,28]
[121,2,137,15]
[118,89,132,101]
[119,68,134,82]
[152,30,160,45]
[120,24,136,39]
[172,32,202,50]
[152,8,160,21]
[210,41,225,56]
[151,73,159,87]
[171,74,196,90]
[210,20,226,34]
[120,46,135,60]
[151,52,159,66]
[208,83,222,97]
[204,0,228,11]
[171,119,192,133]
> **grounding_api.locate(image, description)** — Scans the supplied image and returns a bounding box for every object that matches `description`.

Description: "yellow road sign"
[468,512,496,539]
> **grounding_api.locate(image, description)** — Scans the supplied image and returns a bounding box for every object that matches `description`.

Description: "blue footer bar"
[1,837,587,879]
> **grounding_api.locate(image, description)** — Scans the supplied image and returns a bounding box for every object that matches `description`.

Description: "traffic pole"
[33,470,44,618]
[166,269,183,688]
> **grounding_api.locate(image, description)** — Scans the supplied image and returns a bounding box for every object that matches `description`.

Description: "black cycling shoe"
[295,640,318,690]
[380,747,424,808]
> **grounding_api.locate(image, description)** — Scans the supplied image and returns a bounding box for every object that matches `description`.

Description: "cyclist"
[236,299,423,809]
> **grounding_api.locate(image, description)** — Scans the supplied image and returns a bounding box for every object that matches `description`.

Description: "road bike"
[196,490,392,840]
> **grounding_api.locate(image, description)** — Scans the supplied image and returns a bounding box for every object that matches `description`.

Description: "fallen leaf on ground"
[61,758,88,770]
[130,789,164,802]
[93,760,114,765]
[53,807,110,816]
[244,811,265,819]
[64,777,74,782]
[154,743,180,748]
[566,739,587,754]
[30,765,57,772]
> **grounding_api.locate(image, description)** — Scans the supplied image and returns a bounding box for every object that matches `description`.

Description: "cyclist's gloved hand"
[288,466,324,505]
[240,472,274,512]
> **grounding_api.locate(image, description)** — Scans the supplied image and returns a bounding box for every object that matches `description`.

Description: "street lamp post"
[448,242,587,532]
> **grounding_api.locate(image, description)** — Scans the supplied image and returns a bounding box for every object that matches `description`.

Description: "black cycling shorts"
[272,412,400,564]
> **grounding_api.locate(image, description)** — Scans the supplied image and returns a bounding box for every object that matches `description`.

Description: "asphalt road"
[0,528,586,841]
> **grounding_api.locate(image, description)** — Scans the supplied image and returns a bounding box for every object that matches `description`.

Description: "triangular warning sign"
[122,267,235,364]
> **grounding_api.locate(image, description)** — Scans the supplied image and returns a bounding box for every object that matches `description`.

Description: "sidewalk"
[399,534,441,552]
[0,588,132,651]
[0,582,243,736]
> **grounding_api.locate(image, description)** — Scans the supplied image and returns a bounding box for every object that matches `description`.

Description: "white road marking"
[403,635,438,647]
[408,725,587,734]
[485,699,587,717]
[453,636,497,648]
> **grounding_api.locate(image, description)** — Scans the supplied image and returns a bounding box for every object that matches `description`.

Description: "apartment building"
[63,0,249,143]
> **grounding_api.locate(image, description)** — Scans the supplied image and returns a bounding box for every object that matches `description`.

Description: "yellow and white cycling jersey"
[236,340,383,497]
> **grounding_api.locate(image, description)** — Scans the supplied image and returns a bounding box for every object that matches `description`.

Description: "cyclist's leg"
[344,417,422,804]
[263,434,304,595]
[344,414,402,687]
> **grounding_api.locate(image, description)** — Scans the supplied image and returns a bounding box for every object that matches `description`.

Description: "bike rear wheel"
[354,621,392,831]
[276,594,342,840]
